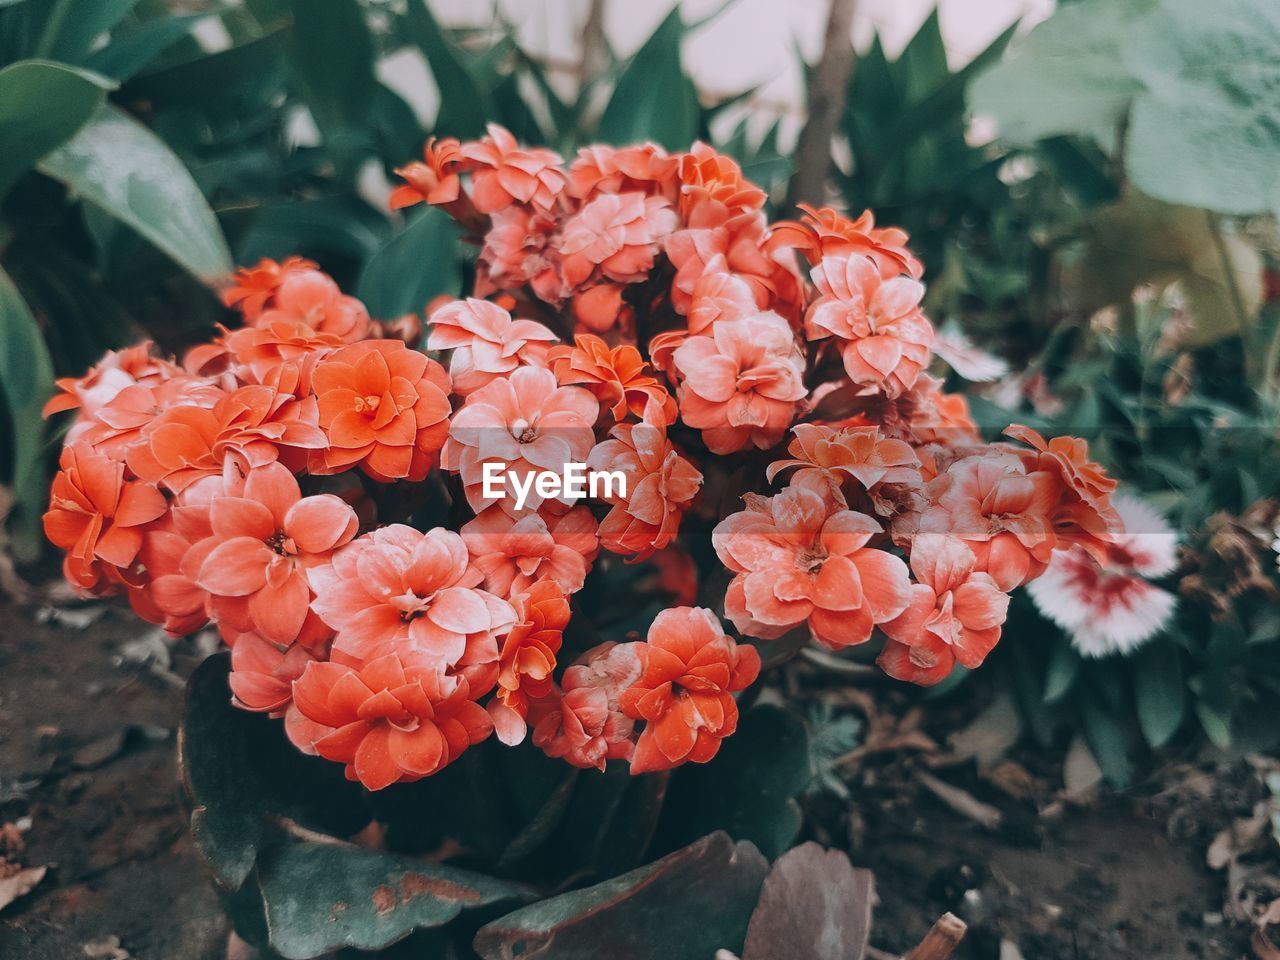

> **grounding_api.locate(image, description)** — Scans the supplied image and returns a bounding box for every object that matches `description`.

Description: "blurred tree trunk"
[785,0,857,211]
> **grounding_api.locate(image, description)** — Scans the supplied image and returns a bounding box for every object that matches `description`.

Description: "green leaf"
[1133,640,1185,748]
[123,30,286,115]
[83,11,216,81]
[598,8,697,150]
[656,704,810,860]
[257,842,532,959]
[238,195,392,266]
[38,0,140,62]
[969,0,1155,148]
[287,0,375,158]
[473,832,768,960]
[0,59,112,197]
[1079,693,1132,788]
[0,266,54,562]
[1123,0,1280,215]
[405,0,491,138]
[1194,699,1233,749]
[38,104,233,283]
[1044,641,1081,703]
[356,207,460,322]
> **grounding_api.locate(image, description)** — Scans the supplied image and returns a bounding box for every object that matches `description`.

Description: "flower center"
[795,545,828,574]
[354,394,381,414]
[267,530,296,556]
[392,590,433,620]
[510,418,537,443]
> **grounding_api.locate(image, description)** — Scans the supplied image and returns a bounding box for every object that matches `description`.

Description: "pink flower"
[427,298,557,395]
[43,342,180,438]
[444,366,598,513]
[806,253,934,398]
[588,406,702,560]
[307,525,515,671]
[687,261,762,335]
[766,423,920,509]
[532,641,644,771]
[254,268,370,343]
[194,462,358,645]
[228,630,323,714]
[461,124,566,214]
[568,143,679,201]
[878,535,1010,686]
[619,607,760,773]
[1028,493,1177,657]
[290,650,494,789]
[715,482,912,648]
[461,504,599,598]
[672,311,807,454]
[477,206,568,304]
[557,192,677,288]
[920,452,1060,591]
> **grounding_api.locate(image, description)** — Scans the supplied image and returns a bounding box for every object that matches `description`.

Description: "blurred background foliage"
[2,0,1279,784]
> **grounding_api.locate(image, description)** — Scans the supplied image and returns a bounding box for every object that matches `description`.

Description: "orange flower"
[462,505,598,598]
[127,384,325,494]
[228,630,323,714]
[222,257,318,320]
[461,124,566,214]
[43,342,180,424]
[619,607,760,773]
[769,205,923,279]
[568,143,679,201]
[44,442,167,591]
[128,497,217,636]
[254,268,371,343]
[194,462,358,646]
[78,377,223,462]
[588,405,702,560]
[532,641,644,770]
[220,317,342,388]
[549,334,676,423]
[558,192,677,288]
[488,580,570,745]
[766,423,920,507]
[390,137,465,209]
[290,651,494,789]
[677,142,767,222]
[426,298,557,396]
[311,340,452,481]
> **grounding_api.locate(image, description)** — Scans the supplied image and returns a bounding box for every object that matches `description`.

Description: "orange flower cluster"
[44,126,1127,789]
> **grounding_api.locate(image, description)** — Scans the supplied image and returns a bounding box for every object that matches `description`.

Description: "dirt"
[0,599,1259,959]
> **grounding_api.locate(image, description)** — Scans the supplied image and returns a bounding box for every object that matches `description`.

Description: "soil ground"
[0,600,1257,959]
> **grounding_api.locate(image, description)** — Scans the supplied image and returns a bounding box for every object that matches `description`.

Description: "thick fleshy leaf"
[741,842,874,960]
[597,8,697,150]
[0,265,54,561]
[357,207,460,324]
[38,104,232,282]
[654,704,810,860]
[473,832,768,960]
[257,842,532,959]
[0,59,112,197]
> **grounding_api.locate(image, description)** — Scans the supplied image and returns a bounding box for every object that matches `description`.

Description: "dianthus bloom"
[290,651,493,789]
[461,505,598,597]
[43,442,167,591]
[426,298,557,395]
[489,580,570,745]
[548,334,676,423]
[533,641,643,771]
[619,607,760,774]
[805,253,934,398]
[311,340,452,481]
[878,535,1010,686]
[194,463,358,646]
[588,406,702,560]
[445,366,598,512]
[673,311,806,454]
[308,525,515,670]
[1028,493,1177,657]
[715,483,911,648]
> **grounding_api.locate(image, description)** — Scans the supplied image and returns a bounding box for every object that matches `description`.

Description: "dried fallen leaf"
[0,864,46,913]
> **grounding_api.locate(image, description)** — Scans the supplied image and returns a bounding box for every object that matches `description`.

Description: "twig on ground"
[915,770,1004,831]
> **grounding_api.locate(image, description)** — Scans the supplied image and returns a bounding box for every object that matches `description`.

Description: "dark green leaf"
[1079,693,1132,787]
[0,59,111,197]
[124,30,286,114]
[473,832,768,960]
[38,104,233,283]
[0,266,54,562]
[1133,639,1185,748]
[356,207,460,321]
[237,195,391,266]
[83,11,216,80]
[39,0,140,63]
[1044,641,1081,703]
[288,0,375,163]
[257,842,532,959]
[405,0,491,138]
[597,8,697,150]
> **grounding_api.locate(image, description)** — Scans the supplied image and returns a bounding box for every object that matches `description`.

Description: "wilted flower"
[533,641,644,770]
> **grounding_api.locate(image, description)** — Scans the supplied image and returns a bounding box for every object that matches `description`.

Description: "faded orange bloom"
[558,192,677,288]
[43,342,180,427]
[677,142,767,222]
[311,340,452,481]
[766,423,920,507]
[254,268,370,343]
[619,607,760,774]
[461,504,599,598]
[549,334,676,423]
[222,256,318,320]
[290,650,494,790]
[532,641,644,771]
[427,298,557,395]
[568,143,679,201]
[770,205,923,279]
[488,580,570,745]
[390,137,464,209]
[228,630,323,714]
[44,442,167,591]
[461,124,566,214]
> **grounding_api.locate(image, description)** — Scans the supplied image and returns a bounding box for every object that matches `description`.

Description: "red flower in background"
[619,607,760,773]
